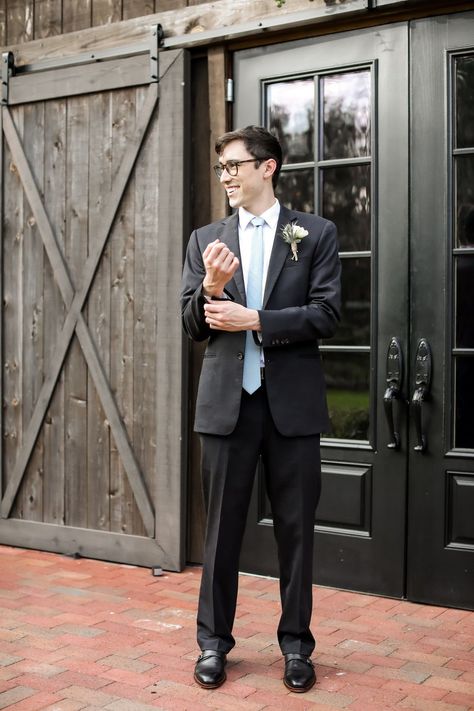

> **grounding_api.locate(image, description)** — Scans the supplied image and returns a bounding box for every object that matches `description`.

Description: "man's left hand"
[204,301,261,332]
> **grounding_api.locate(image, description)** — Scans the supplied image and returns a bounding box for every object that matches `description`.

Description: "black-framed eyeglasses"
[212,158,262,179]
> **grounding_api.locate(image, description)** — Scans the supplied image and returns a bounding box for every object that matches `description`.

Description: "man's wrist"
[202,282,224,299]
[250,309,261,332]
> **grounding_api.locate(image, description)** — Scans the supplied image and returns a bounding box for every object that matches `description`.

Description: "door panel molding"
[446,470,474,549]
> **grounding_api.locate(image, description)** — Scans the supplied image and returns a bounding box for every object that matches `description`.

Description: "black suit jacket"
[181,206,341,436]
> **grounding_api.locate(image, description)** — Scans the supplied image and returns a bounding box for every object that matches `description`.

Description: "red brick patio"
[0,545,473,710]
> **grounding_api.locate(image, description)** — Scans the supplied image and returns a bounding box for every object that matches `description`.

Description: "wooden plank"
[17,101,44,522]
[2,106,24,518]
[132,84,158,538]
[187,54,209,563]
[1,109,74,305]
[43,98,66,526]
[92,0,122,27]
[6,0,33,44]
[0,0,6,46]
[0,519,176,569]
[1,303,77,521]
[109,86,139,536]
[63,1,92,33]
[64,94,89,529]
[7,0,366,66]
[0,109,3,499]
[9,54,150,105]
[154,49,188,570]
[76,321,155,535]
[123,0,155,20]
[0,88,159,536]
[87,90,112,532]
[34,0,62,38]
[208,46,228,222]
[190,55,211,230]
[152,0,184,9]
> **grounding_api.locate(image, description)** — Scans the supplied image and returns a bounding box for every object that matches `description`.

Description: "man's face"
[218,140,266,212]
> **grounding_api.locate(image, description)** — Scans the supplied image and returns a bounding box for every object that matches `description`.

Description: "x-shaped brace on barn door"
[0,82,159,535]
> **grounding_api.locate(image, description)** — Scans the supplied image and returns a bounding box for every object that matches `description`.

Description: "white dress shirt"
[238,199,280,302]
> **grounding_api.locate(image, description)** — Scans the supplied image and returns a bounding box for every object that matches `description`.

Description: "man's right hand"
[202,239,239,298]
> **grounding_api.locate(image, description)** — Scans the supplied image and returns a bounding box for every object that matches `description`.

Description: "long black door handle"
[411,338,432,453]
[383,337,404,449]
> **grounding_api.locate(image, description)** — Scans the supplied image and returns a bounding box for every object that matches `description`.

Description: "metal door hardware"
[383,337,404,449]
[411,338,432,453]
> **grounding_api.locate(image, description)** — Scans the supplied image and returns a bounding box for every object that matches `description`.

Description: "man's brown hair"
[215,125,283,189]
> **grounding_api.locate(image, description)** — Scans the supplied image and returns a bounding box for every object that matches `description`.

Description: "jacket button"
[237,352,244,360]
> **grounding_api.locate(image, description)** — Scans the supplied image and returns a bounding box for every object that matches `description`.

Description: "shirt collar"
[238,199,280,232]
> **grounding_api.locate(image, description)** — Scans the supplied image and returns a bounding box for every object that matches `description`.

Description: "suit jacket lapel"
[219,213,246,304]
[263,205,296,307]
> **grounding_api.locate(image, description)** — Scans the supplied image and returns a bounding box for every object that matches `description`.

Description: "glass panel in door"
[266,69,373,443]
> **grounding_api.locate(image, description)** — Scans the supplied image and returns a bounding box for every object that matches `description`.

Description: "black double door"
[234,12,474,609]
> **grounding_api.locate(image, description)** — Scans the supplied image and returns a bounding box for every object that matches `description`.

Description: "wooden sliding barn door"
[0,41,188,570]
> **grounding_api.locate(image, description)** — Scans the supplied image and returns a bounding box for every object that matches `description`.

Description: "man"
[181,126,341,693]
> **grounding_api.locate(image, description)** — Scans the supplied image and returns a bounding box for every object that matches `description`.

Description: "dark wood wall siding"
[0,0,214,45]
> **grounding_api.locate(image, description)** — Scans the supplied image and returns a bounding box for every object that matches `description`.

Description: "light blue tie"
[242,216,265,394]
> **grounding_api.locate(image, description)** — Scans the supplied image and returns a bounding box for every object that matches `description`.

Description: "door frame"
[233,12,474,609]
[407,11,474,609]
[234,23,410,598]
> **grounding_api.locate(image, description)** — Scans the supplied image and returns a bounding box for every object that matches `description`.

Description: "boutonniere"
[281,220,309,262]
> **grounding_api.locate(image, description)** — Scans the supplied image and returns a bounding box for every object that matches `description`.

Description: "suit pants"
[197,382,321,656]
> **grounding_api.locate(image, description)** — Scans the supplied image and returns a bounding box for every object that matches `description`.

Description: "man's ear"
[263,158,277,181]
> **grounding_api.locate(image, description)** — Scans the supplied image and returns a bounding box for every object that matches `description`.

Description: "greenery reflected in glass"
[455,356,474,449]
[276,169,314,213]
[323,165,371,252]
[456,55,474,149]
[331,257,371,346]
[456,156,474,249]
[267,80,314,164]
[322,70,371,160]
[322,353,370,440]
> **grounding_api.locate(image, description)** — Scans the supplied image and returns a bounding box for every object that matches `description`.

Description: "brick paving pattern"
[0,545,473,710]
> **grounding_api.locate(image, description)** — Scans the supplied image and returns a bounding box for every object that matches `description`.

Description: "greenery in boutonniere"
[281,220,309,261]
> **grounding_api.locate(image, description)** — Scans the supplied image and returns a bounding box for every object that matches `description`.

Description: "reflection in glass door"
[266,72,372,442]
[453,54,474,450]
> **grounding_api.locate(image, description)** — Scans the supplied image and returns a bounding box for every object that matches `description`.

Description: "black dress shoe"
[194,650,227,689]
[283,653,316,692]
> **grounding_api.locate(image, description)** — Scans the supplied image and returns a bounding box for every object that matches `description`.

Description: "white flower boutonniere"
[281,220,309,262]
